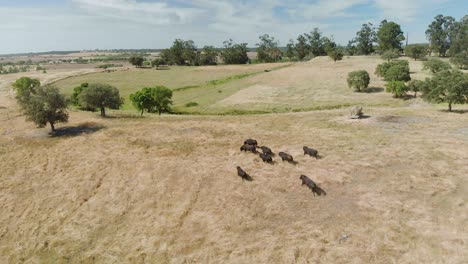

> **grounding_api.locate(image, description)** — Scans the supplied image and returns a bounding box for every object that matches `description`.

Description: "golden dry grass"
[1,57,467,263]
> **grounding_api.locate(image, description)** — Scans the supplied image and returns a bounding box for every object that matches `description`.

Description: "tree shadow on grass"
[364,87,384,93]
[438,109,468,114]
[50,122,105,137]
[102,114,146,119]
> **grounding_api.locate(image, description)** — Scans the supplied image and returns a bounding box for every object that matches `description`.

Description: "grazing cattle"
[240,144,257,153]
[244,139,258,146]
[278,152,294,162]
[299,175,326,196]
[237,166,252,181]
[303,146,319,159]
[259,146,273,156]
[259,153,273,164]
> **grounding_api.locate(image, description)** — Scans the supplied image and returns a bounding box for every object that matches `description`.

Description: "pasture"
[1,56,467,263]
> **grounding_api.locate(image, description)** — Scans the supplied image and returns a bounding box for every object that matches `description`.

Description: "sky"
[0,0,466,54]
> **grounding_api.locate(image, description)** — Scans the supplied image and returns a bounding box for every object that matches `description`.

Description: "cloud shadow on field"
[50,122,105,137]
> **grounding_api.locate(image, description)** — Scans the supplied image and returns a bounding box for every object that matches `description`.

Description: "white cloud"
[72,0,204,25]
[373,0,450,22]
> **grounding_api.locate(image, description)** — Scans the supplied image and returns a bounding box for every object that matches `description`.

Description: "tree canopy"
[220,39,249,64]
[404,44,428,60]
[377,20,405,52]
[129,55,144,67]
[12,77,41,106]
[347,70,370,92]
[422,58,452,74]
[256,34,282,63]
[130,86,173,116]
[354,23,376,55]
[16,84,68,132]
[426,15,456,57]
[421,69,468,111]
[79,83,124,117]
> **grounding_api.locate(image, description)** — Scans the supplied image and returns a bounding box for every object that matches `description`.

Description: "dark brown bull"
[278,152,294,162]
[303,146,319,159]
[259,146,273,156]
[237,166,253,181]
[259,153,273,164]
[299,175,326,196]
[240,144,257,153]
[244,139,258,146]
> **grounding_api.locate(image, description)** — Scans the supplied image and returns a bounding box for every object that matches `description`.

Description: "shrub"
[185,102,199,107]
[347,70,370,92]
[386,81,409,98]
[422,58,451,73]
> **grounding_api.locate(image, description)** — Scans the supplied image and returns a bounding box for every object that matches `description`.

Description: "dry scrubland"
[1,56,467,263]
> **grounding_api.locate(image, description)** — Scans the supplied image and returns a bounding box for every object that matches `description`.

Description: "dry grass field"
[1,56,467,263]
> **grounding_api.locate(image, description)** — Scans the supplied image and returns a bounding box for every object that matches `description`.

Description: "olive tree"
[421,69,468,112]
[347,70,370,92]
[16,85,68,132]
[79,83,124,117]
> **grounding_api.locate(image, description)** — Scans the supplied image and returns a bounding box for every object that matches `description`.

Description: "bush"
[422,58,451,73]
[450,53,468,70]
[347,70,370,92]
[386,81,409,98]
[185,102,199,107]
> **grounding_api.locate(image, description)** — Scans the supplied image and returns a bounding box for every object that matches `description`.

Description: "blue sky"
[0,0,466,54]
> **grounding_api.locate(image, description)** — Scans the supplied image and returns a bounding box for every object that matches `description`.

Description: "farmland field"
[1,56,467,263]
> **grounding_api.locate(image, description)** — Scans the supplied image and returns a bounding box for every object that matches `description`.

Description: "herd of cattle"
[236,139,327,196]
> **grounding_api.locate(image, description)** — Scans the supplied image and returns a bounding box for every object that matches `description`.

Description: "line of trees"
[126,14,466,69]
